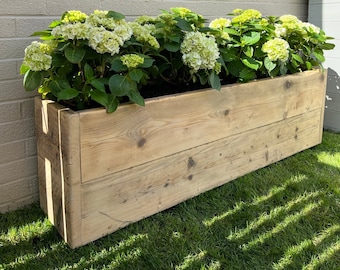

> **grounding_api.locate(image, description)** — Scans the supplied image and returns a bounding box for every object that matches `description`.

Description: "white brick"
[0,99,35,123]
[0,18,16,38]
[0,79,37,102]
[0,101,22,123]
[46,0,101,15]
[25,137,37,157]
[16,17,58,38]
[0,119,35,145]
[0,157,37,185]
[20,99,35,119]
[0,141,26,164]
[0,60,18,80]
[101,0,147,16]
[0,177,37,204]
[0,194,38,213]
[0,0,46,15]
[0,38,36,60]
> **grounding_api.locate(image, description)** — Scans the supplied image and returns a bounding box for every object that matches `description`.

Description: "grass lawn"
[0,131,339,270]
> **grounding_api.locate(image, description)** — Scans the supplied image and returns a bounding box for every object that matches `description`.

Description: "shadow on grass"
[0,131,339,269]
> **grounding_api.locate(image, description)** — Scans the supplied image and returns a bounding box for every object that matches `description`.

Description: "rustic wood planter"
[35,69,327,248]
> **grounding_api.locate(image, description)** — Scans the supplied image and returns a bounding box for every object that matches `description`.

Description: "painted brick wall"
[0,0,308,213]
[309,0,340,132]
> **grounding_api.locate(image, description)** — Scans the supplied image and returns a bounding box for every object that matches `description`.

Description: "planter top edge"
[38,69,325,116]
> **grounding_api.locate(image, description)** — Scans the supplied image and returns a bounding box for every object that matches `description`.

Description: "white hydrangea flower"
[180,31,220,73]
[24,41,52,71]
[52,22,90,40]
[88,26,122,55]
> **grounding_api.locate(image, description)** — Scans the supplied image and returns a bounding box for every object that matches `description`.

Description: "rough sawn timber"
[35,69,327,248]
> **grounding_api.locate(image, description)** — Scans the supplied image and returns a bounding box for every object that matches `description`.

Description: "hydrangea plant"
[21,8,335,113]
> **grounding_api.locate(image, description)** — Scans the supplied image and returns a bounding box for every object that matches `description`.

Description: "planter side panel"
[35,98,83,248]
[79,70,326,183]
[80,108,323,245]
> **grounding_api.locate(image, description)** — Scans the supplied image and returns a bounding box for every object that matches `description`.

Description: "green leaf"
[128,90,145,106]
[90,89,109,107]
[109,74,136,96]
[176,18,193,31]
[239,68,256,82]
[84,63,95,81]
[292,53,304,64]
[128,69,144,83]
[241,56,261,70]
[57,88,79,101]
[106,95,119,113]
[111,58,127,72]
[209,71,221,90]
[241,32,261,46]
[139,57,154,68]
[220,47,239,62]
[264,57,276,73]
[306,61,313,70]
[48,79,70,95]
[91,78,108,92]
[223,28,240,36]
[49,20,61,28]
[65,46,86,64]
[319,43,335,50]
[107,11,125,20]
[23,70,43,91]
[31,30,52,37]
[243,46,254,58]
[313,50,325,62]
[164,42,180,52]
[20,63,30,75]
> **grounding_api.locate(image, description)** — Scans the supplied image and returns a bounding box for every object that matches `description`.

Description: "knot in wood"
[138,138,147,147]
[285,80,292,89]
[187,157,196,169]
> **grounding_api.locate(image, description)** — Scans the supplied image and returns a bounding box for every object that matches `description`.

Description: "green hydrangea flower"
[232,9,262,24]
[129,22,160,49]
[262,38,290,62]
[61,10,87,23]
[278,15,303,35]
[209,18,231,29]
[120,54,144,69]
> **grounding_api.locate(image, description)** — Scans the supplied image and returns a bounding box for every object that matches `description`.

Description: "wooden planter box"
[36,69,327,248]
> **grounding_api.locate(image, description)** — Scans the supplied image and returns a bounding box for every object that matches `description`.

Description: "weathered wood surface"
[36,69,327,248]
[79,70,326,183]
[35,98,83,247]
[81,109,322,244]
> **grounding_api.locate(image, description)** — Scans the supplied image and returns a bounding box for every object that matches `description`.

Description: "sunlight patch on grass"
[175,250,208,270]
[0,219,52,245]
[203,175,307,227]
[227,191,321,241]
[241,201,322,251]
[304,239,340,269]
[273,224,340,270]
[317,151,340,168]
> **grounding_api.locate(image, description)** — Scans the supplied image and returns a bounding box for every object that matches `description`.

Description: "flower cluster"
[262,38,290,62]
[23,41,53,71]
[181,31,220,73]
[231,9,262,24]
[21,8,334,113]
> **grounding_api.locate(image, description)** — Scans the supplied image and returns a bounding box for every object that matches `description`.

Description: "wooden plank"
[80,108,322,245]
[79,70,326,183]
[35,98,83,248]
